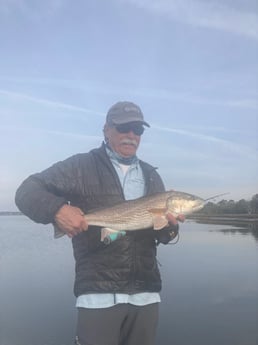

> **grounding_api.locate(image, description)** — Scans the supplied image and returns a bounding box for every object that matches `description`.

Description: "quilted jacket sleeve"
[15,154,82,224]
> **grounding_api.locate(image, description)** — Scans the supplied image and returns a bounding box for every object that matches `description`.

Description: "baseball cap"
[106,101,150,127]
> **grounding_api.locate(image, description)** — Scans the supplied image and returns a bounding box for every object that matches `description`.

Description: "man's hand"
[155,212,185,245]
[166,213,185,225]
[54,204,88,238]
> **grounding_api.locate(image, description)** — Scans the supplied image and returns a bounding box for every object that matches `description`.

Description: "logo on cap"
[124,106,141,114]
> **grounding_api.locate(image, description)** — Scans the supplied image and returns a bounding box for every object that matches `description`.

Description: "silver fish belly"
[54,190,204,239]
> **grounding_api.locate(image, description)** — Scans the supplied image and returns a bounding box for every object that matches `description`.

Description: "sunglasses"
[114,123,145,136]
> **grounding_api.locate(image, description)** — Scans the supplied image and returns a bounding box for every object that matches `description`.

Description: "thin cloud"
[121,0,258,39]
[185,96,258,110]
[153,125,258,161]
[0,0,67,18]
[182,125,245,135]
[0,89,105,116]
[0,125,102,142]
[133,86,258,110]
[1,78,257,111]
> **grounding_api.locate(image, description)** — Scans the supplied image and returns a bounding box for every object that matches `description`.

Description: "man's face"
[104,122,144,157]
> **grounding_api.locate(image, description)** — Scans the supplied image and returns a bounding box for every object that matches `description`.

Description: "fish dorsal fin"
[153,215,168,230]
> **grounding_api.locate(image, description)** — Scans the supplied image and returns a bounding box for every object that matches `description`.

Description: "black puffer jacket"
[15,143,167,296]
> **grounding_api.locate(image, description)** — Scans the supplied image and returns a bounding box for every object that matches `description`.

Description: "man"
[15,101,181,345]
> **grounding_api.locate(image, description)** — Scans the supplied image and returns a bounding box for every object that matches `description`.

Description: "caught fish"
[54,190,207,242]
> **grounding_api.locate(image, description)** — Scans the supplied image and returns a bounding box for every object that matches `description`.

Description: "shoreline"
[188,213,258,222]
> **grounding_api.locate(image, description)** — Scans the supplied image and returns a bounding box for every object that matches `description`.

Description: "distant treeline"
[0,211,22,216]
[198,194,258,215]
[1,194,258,216]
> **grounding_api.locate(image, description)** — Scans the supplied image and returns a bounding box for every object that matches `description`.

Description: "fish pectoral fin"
[153,216,169,230]
[100,228,119,242]
[148,209,169,230]
[148,208,167,214]
[166,211,178,218]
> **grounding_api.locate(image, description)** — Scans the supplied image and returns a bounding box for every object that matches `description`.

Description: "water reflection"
[219,223,258,242]
[157,221,258,345]
[195,219,258,242]
[0,217,258,345]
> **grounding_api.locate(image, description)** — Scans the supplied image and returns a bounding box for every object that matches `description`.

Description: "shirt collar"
[105,143,138,166]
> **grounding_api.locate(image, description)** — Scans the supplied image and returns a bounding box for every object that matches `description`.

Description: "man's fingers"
[54,205,88,237]
[177,214,185,222]
[166,213,178,226]
[66,218,88,237]
[166,212,185,225]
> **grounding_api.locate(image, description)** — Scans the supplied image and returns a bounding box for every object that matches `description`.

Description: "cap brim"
[142,121,150,127]
[109,119,150,127]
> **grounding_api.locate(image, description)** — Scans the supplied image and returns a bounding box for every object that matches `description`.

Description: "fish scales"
[54,190,205,238]
[85,190,202,231]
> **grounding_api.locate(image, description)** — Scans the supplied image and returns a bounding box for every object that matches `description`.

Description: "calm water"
[0,216,257,345]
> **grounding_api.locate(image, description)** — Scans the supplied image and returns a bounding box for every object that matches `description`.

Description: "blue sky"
[0,0,257,211]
